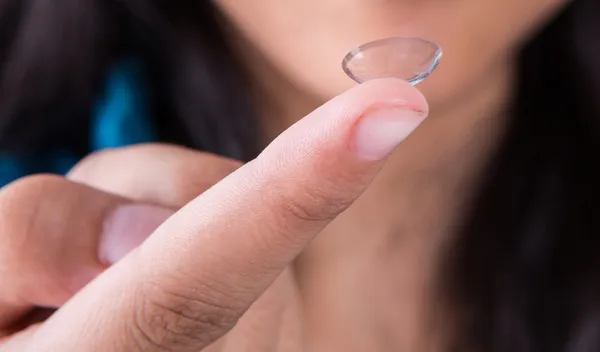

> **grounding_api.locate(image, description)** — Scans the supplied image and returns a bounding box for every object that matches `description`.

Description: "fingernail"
[99,204,174,264]
[353,106,427,160]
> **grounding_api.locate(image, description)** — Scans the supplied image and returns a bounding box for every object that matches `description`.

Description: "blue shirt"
[0,59,156,186]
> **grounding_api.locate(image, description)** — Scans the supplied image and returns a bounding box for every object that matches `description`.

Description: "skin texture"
[0,79,428,351]
[0,1,572,351]
[215,0,565,107]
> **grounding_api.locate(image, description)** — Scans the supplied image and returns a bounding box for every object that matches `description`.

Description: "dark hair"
[1,0,600,351]
[448,0,600,350]
[0,1,257,159]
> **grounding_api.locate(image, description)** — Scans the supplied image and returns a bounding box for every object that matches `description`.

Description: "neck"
[302,63,512,351]
[232,29,515,350]
[379,60,514,227]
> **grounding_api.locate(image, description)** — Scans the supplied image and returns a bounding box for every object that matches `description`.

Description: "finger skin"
[68,144,242,207]
[0,323,41,351]
[0,146,240,337]
[27,78,429,352]
[207,269,304,352]
[0,175,126,331]
[70,144,302,351]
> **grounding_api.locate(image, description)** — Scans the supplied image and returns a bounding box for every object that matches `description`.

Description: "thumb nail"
[99,204,174,264]
[353,107,427,161]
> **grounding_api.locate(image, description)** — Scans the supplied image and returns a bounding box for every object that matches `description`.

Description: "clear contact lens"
[342,37,443,85]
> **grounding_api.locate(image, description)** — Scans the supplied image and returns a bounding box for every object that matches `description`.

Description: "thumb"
[25,78,428,352]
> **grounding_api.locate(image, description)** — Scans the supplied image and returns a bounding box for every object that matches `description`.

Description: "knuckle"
[68,144,159,178]
[0,174,87,301]
[277,190,335,224]
[0,175,71,300]
[76,147,117,165]
[275,181,353,225]
[0,174,63,239]
[68,148,124,179]
[1,173,65,197]
[248,157,361,229]
[67,148,123,182]
[129,280,241,350]
[70,144,242,205]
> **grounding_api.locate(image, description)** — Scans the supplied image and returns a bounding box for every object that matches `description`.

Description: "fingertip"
[335,78,429,118]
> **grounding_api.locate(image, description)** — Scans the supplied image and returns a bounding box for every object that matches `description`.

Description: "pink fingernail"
[353,107,427,160]
[99,204,174,264]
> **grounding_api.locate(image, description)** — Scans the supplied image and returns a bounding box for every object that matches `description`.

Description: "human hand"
[0,78,428,351]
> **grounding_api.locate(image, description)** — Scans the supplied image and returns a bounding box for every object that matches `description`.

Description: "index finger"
[26,79,428,352]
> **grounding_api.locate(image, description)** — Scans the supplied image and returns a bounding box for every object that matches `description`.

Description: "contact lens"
[342,37,443,85]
